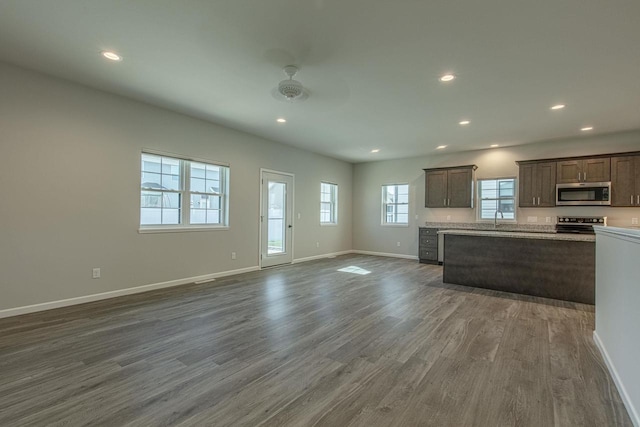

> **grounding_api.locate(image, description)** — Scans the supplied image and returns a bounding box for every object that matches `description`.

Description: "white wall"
[353,132,640,256]
[0,62,352,311]
[594,227,640,426]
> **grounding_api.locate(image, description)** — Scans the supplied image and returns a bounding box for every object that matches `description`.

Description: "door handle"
[637,195,639,205]
[533,197,536,205]
[537,197,540,205]
[578,172,581,181]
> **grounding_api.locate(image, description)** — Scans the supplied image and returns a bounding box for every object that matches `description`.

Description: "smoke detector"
[276,65,307,101]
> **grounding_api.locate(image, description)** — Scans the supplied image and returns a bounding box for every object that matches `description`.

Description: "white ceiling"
[1,1,639,162]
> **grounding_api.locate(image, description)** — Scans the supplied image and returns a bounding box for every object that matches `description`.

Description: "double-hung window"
[382,184,409,225]
[477,178,516,220]
[320,182,338,225]
[140,152,229,229]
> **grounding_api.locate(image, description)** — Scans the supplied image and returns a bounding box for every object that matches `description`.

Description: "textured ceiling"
[1,0,639,162]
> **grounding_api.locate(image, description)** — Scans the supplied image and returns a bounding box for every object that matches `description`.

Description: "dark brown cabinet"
[611,155,640,206]
[424,165,476,208]
[518,161,556,207]
[419,228,439,264]
[557,157,610,184]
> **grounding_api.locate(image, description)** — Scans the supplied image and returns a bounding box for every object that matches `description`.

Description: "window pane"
[163,209,180,224]
[397,204,408,214]
[141,172,162,189]
[191,209,206,224]
[396,214,408,223]
[268,182,286,253]
[162,158,180,175]
[162,174,180,191]
[191,177,206,193]
[206,179,220,193]
[207,210,220,224]
[141,154,162,173]
[141,208,161,225]
[164,192,180,208]
[191,162,206,179]
[206,165,220,180]
[141,191,162,208]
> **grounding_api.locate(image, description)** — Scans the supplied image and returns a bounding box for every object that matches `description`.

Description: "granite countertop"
[421,222,556,233]
[438,229,596,242]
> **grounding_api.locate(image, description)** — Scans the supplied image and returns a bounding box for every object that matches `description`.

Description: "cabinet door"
[447,168,473,208]
[556,160,581,184]
[583,158,611,182]
[611,156,637,206]
[518,163,537,207]
[537,162,557,207]
[425,170,447,207]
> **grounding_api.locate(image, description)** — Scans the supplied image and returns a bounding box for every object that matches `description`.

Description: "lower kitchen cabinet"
[419,228,439,264]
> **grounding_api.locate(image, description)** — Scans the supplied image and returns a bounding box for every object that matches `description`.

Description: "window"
[320,182,338,224]
[382,184,409,225]
[140,152,229,229]
[478,178,516,220]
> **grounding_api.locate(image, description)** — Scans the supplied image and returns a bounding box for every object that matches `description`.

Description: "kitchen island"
[441,229,595,304]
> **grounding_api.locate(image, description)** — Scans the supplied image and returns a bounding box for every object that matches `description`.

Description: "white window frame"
[381,183,409,227]
[139,150,230,233]
[320,182,338,225]
[477,177,517,222]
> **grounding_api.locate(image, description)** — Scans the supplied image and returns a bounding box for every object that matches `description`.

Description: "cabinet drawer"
[420,249,438,260]
[420,236,437,248]
[420,228,438,237]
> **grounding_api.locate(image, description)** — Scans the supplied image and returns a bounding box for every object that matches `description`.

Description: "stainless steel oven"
[556,182,611,206]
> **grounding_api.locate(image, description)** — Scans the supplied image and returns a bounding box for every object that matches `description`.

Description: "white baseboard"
[293,250,353,264]
[352,250,419,260]
[0,265,260,319]
[593,331,640,427]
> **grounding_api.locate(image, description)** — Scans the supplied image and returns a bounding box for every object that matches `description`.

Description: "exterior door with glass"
[260,171,294,267]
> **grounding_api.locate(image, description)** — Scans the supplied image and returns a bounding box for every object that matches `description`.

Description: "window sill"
[381,223,410,228]
[320,223,338,227]
[138,226,229,234]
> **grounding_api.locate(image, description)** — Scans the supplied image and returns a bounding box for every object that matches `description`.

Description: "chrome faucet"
[494,210,504,228]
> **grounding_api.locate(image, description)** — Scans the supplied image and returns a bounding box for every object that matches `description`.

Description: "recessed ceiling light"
[581,126,593,131]
[490,144,500,148]
[371,149,380,153]
[550,104,565,110]
[459,120,470,125]
[276,118,286,123]
[101,51,122,61]
[439,74,456,82]
[436,145,447,150]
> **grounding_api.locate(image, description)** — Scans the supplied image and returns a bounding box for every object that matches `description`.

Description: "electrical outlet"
[231,252,236,260]
[396,241,401,247]
[316,242,319,248]
[527,216,538,223]
[632,218,638,225]
[92,268,101,279]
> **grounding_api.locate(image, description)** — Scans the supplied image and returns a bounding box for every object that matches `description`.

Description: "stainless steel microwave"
[556,182,611,206]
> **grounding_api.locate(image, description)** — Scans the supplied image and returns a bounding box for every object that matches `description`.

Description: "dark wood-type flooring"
[0,254,633,426]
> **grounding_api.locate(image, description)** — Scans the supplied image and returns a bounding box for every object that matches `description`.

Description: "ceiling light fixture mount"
[439,74,456,82]
[436,145,447,150]
[278,65,305,101]
[371,149,380,153]
[276,118,286,123]
[459,120,470,125]
[550,104,566,110]
[101,51,122,61]
[490,144,500,148]
[581,126,593,131]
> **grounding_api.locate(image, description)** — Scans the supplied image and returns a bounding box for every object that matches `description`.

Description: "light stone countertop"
[438,228,596,242]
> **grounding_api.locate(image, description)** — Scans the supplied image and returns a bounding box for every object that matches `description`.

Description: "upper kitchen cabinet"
[611,155,640,206]
[424,165,477,208]
[557,157,610,184]
[518,161,556,207]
